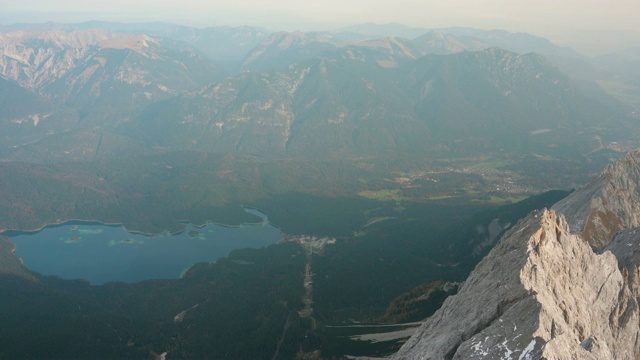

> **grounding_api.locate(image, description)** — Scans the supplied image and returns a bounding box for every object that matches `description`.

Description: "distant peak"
[99,34,157,51]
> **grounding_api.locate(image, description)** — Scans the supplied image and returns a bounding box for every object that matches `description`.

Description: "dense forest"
[0,186,568,358]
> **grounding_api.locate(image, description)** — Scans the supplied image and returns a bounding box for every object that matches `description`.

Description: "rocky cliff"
[553,149,640,249]
[393,150,640,359]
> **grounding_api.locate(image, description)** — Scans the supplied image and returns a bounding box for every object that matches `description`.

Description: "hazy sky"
[1,0,639,51]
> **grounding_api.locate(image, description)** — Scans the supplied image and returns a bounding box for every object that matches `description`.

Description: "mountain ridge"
[553,149,640,248]
[0,28,226,127]
[1,25,636,200]
[127,47,633,160]
[392,148,640,359]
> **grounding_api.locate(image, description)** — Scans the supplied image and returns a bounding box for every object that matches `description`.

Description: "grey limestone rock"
[395,150,640,359]
[553,149,640,249]
[393,209,640,360]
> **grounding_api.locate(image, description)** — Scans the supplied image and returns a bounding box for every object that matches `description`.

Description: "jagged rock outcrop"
[393,209,640,359]
[0,30,110,89]
[553,149,640,249]
[0,28,225,131]
[0,29,225,99]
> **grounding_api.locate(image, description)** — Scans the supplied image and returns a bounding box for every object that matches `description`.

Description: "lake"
[7,208,282,285]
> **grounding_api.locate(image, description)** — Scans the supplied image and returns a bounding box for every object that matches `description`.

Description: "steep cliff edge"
[393,149,640,359]
[393,209,640,359]
[552,149,640,249]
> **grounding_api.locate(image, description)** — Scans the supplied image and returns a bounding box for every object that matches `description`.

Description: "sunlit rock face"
[394,210,640,360]
[553,148,640,249]
[393,149,640,360]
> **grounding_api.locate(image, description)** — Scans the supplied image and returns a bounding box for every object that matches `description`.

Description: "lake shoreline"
[8,207,283,285]
[1,205,279,237]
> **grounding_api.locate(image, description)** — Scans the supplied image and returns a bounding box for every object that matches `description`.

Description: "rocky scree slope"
[393,149,640,359]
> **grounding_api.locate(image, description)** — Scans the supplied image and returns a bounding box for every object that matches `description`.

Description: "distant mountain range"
[129,47,633,159]
[0,22,638,163]
[0,29,225,126]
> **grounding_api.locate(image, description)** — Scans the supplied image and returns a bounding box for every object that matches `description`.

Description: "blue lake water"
[7,208,282,285]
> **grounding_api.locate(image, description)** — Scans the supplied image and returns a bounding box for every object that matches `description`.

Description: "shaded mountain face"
[412,31,490,55]
[335,24,584,60]
[129,47,634,158]
[129,56,423,155]
[0,76,78,147]
[592,47,640,110]
[241,32,435,71]
[392,148,640,359]
[433,27,584,59]
[337,23,431,39]
[240,31,339,72]
[403,48,629,156]
[237,27,584,74]
[140,25,271,73]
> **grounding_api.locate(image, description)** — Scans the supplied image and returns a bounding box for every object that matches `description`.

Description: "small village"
[283,234,336,255]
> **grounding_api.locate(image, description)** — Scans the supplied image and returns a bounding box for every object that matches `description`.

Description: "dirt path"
[299,254,314,318]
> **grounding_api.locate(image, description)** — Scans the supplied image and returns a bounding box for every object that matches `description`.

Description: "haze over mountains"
[0,22,638,167]
[2,19,640,359]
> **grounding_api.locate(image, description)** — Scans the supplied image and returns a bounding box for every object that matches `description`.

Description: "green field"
[358,189,407,202]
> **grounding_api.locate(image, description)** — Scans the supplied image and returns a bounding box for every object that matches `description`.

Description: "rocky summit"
[393,149,640,359]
